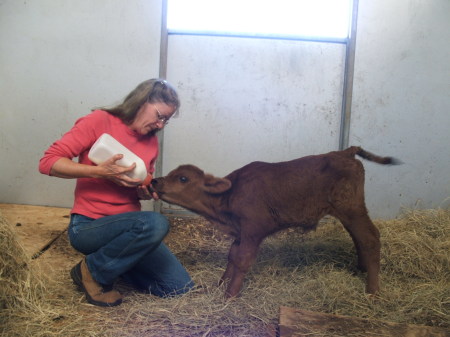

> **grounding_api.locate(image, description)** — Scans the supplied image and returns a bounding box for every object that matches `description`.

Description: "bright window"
[167,0,353,40]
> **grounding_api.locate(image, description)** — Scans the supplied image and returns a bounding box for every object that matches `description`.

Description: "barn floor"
[0,203,81,270]
[1,203,449,337]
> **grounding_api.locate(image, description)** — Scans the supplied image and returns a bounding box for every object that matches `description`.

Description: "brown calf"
[151,146,400,298]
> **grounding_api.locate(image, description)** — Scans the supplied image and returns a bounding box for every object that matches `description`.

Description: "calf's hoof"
[224,288,241,300]
[365,284,380,296]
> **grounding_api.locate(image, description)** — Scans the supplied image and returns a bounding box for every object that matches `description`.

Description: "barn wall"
[350,0,450,217]
[163,35,344,176]
[0,0,162,208]
[0,0,448,219]
[161,0,450,218]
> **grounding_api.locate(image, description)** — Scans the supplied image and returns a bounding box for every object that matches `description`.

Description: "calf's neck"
[151,146,400,298]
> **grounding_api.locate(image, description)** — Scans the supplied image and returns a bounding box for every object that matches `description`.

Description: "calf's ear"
[203,175,232,194]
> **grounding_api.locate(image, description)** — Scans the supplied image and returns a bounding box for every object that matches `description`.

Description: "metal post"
[154,0,169,212]
[339,0,359,150]
[159,0,168,79]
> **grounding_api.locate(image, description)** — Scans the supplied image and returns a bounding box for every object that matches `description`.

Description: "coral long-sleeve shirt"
[39,110,158,219]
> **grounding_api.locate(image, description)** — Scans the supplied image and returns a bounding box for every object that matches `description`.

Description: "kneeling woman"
[39,79,194,306]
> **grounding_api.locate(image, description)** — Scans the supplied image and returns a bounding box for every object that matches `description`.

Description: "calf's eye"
[179,176,188,183]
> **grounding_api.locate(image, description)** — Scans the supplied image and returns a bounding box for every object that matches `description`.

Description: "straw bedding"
[1,207,449,336]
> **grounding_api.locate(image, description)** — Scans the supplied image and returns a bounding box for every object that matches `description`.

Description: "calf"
[150,146,400,298]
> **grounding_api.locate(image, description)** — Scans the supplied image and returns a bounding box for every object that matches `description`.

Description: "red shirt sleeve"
[38,112,104,175]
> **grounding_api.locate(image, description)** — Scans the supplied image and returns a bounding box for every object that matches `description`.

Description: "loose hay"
[0,212,33,311]
[1,207,449,336]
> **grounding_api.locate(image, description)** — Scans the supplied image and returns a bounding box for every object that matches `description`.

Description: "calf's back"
[224,150,367,233]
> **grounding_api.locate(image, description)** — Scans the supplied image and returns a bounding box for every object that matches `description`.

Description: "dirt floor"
[0,203,82,270]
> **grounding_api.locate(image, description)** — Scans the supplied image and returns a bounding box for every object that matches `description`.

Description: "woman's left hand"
[137,185,159,200]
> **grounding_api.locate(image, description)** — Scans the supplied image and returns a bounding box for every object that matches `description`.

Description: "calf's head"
[150,165,232,209]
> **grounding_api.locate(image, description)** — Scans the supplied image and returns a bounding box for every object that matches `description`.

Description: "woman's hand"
[98,154,142,187]
[49,155,144,188]
[136,185,159,200]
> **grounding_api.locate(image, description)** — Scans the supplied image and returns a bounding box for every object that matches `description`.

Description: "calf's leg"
[220,239,239,286]
[336,212,381,294]
[224,238,261,298]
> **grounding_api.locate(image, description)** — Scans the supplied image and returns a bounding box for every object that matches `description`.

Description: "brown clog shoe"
[70,259,123,307]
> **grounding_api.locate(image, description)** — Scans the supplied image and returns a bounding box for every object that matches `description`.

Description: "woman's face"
[130,102,176,136]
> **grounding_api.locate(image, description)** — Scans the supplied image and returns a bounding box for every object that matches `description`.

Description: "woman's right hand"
[97,154,142,187]
[49,155,142,187]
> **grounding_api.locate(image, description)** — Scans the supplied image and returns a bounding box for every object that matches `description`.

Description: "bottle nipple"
[142,173,153,186]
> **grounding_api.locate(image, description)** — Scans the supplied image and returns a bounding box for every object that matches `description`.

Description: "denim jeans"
[68,212,194,297]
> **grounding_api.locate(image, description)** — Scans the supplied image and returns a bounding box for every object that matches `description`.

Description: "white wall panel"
[164,35,345,177]
[351,0,450,217]
[0,0,162,207]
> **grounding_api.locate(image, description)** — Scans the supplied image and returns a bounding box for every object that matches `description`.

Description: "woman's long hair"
[100,79,180,125]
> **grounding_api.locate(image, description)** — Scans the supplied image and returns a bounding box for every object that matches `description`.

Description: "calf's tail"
[347,146,403,165]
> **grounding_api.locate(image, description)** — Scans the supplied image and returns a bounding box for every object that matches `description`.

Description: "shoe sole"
[70,261,122,307]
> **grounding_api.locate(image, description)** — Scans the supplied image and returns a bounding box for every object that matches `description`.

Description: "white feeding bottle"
[88,133,152,184]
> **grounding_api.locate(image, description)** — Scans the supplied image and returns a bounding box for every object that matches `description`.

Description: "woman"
[39,79,194,307]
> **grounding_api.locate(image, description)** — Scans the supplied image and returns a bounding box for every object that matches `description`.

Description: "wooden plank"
[279,306,449,337]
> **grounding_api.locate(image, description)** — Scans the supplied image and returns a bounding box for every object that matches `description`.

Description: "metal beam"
[167,30,348,45]
[154,0,169,213]
[339,0,359,150]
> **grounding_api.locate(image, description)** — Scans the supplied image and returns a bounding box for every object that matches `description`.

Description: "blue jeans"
[68,212,194,297]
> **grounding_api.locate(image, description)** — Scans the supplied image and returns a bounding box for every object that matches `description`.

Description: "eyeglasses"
[154,105,170,125]
[156,79,167,87]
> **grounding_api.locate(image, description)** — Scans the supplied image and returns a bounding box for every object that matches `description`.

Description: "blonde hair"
[102,79,180,125]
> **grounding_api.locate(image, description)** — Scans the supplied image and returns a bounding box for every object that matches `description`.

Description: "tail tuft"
[387,157,403,165]
[350,146,403,165]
